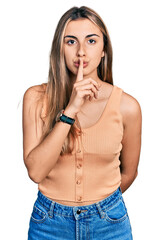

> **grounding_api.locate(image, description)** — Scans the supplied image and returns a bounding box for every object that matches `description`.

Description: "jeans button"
[77,209,81,214]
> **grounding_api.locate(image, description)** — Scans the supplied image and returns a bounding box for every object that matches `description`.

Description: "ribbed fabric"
[38,84,123,206]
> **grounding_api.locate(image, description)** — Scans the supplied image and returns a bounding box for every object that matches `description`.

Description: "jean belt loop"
[95,202,106,219]
[48,201,55,218]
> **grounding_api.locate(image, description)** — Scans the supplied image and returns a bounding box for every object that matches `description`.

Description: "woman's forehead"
[64,18,102,37]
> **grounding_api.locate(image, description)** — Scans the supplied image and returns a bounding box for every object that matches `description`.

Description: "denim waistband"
[37,187,122,220]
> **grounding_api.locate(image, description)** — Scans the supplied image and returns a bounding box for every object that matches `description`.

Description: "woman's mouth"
[74,61,88,68]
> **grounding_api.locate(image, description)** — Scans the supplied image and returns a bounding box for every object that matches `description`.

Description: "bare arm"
[22,86,76,184]
[119,92,142,193]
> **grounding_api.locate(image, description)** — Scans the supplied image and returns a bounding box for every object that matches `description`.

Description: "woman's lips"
[74,61,88,68]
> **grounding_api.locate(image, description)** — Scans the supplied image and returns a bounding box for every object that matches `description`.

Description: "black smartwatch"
[55,109,75,125]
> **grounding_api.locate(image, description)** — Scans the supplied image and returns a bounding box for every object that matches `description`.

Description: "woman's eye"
[66,39,96,45]
[88,39,96,44]
[67,40,76,45]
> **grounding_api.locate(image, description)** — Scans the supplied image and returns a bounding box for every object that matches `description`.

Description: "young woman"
[23,6,142,240]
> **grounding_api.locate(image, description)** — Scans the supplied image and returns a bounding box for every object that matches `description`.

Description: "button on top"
[76,180,81,184]
[76,209,81,214]
[77,164,82,169]
[77,149,81,153]
[77,196,82,201]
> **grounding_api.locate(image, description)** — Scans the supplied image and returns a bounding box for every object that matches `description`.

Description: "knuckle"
[76,88,80,93]
[77,91,82,97]
[90,78,96,85]
[74,82,78,87]
[77,91,81,97]
[92,85,96,90]
[74,86,77,91]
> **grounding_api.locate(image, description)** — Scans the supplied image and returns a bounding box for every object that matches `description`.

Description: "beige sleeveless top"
[38,85,123,206]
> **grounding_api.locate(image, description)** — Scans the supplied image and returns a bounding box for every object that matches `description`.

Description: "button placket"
[75,136,84,202]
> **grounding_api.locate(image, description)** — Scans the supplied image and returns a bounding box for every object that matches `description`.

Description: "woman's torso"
[38,82,125,206]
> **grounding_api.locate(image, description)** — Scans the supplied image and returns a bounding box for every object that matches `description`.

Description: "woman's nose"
[77,44,86,57]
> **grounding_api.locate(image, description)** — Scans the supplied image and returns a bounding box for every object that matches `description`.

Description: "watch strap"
[56,109,75,125]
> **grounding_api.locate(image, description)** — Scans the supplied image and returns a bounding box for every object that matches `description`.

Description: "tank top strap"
[106,85,123,113]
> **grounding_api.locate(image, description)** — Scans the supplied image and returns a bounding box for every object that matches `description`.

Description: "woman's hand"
[66,58,100,114]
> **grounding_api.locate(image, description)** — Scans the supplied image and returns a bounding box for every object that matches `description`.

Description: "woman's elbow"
[135,170,138,179]
[24,156,43,184]
[28,169,42,184]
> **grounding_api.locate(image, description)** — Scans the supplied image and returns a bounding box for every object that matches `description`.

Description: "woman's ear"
[101,51,105,58]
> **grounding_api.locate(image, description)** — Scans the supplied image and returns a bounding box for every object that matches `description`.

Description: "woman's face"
[63,18,105,79]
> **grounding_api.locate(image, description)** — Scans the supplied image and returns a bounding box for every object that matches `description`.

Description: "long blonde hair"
[41,6,113,155]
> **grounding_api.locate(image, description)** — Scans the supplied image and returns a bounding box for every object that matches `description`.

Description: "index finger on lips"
[76,58,83,82]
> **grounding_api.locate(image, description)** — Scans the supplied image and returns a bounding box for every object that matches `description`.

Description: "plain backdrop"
[0,0,159,239]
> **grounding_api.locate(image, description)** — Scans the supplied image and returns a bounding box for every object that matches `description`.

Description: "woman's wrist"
[64,106,77,119]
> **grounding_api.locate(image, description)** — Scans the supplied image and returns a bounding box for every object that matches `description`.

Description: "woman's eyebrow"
[64,34,100,39]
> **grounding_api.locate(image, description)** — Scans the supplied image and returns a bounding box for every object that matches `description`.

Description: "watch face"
[56,110,64,122]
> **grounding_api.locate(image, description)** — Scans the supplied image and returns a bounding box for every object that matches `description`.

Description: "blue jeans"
[28,187,133,239]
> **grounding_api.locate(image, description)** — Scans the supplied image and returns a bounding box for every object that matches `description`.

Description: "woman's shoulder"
[23,83,47,102]
[119,87,142,128]
[24,82,46,95]
[120,87,141,112]
[23,83,48,120]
